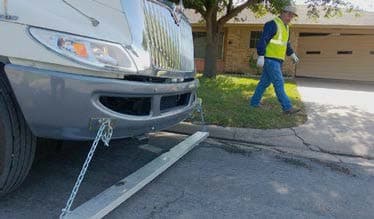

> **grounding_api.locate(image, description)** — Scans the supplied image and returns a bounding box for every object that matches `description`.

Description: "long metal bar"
[63,131,209,219]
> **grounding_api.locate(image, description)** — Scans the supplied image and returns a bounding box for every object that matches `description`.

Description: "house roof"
[185,5,374,28]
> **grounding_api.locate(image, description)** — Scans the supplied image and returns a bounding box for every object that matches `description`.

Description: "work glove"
[256,56,265,68]
[291,53,299,64]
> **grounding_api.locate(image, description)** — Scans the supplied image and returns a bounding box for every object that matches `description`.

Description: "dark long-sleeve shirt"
[256,19,294,61]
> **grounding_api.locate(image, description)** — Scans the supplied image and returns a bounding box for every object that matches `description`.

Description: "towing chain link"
[196,98,207,131]
[60,119,113,218]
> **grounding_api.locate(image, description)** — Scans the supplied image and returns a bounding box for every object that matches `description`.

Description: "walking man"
[250,3,300,114]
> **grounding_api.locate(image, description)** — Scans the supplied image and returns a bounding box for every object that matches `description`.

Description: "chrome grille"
[144,0,194,72]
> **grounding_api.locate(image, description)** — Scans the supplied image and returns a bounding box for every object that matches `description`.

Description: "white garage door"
[297,34,374,81]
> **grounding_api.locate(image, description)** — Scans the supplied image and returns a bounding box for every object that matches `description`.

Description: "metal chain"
[196,98,206,131]
[60,119,113,219]
[195,83,206,131]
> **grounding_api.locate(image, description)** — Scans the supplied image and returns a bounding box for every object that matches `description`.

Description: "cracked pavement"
[107,138,374,218]
[1,133,373,218]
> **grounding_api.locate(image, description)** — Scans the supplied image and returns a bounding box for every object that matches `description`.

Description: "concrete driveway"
[296,78,374,159]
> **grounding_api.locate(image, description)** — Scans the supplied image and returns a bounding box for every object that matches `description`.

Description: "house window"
[249,31,262,48]
[192,32,224,59]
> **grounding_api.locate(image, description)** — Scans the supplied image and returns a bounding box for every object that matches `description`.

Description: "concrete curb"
[168,122,299,146]
[167,122,374,168]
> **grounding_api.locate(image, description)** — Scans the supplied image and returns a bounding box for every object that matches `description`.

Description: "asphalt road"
[0,132,373,218]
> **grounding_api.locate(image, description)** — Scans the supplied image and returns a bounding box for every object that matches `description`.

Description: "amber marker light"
[73,42,88,57]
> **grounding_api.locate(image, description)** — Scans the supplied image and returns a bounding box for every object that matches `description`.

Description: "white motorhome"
[0,0,197,196]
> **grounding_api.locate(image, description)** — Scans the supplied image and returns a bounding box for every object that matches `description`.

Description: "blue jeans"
[250,58,292,111]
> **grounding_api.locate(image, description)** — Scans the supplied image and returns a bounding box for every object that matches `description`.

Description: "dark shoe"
[249,101,264,108]
[250,103,263,109]
[284,107,301,115]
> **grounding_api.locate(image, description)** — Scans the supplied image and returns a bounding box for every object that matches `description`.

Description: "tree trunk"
[203,8,221,78]
[204,36,219,78]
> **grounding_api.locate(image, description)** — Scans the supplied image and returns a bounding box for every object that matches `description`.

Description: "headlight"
[29,27,137,72]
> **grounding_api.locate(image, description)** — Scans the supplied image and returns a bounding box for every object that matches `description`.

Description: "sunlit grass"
[191,74,307,129]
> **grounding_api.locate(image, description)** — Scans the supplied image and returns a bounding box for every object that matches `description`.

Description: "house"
[186,6,374,82]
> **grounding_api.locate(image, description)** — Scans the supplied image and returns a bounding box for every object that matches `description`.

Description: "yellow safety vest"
[265,17,289,60]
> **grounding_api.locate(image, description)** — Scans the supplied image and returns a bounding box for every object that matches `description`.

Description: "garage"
[297,33,374,81]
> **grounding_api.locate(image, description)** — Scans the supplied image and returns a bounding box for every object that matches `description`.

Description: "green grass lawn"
[190,74,307,129]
